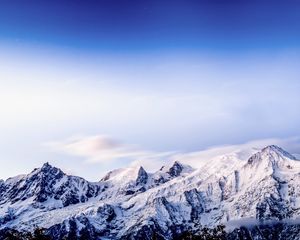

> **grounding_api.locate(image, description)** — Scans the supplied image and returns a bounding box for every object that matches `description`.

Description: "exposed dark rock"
[97,204,116,222]
[184,189,205,221]
[167,161,183,177]
[136,167,148,186]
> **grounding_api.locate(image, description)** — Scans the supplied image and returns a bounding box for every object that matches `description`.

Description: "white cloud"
[129,137,300,172]
[170,137,300,169]
[1,47,300,181]
[46,135,174,164]
[46,135,300,173]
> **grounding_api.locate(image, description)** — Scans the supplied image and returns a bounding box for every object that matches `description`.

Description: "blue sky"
[0,1,300,180]
[1,0,300,51]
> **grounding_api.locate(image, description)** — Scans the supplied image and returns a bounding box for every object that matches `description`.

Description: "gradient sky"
[0,0,300,180]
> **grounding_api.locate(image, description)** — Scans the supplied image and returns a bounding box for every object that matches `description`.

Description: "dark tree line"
[177,225,227,240]
[151,225,227,240]
[1,225,228,240]
[0,228,51,240]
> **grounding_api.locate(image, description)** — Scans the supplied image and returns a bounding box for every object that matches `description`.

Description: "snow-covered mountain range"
[1,145,300,239]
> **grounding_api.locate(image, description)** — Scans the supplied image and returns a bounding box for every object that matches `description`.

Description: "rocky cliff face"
[1,145,300,239]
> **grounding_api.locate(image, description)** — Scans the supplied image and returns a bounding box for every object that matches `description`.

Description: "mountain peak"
[261,145,297,160]
[247,145,297,166]
[173,160,182,167]
[100,165,147,184]
[166,161,195,177]
[37,162,65,176]
[136,166,148,185]
[167,161,183,177]
[41,162,52,171]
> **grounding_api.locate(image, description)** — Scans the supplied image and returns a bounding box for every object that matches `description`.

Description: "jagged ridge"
[0,145,300,240]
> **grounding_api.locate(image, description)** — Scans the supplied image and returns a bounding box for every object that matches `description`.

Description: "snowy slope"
[0,145,300,239]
